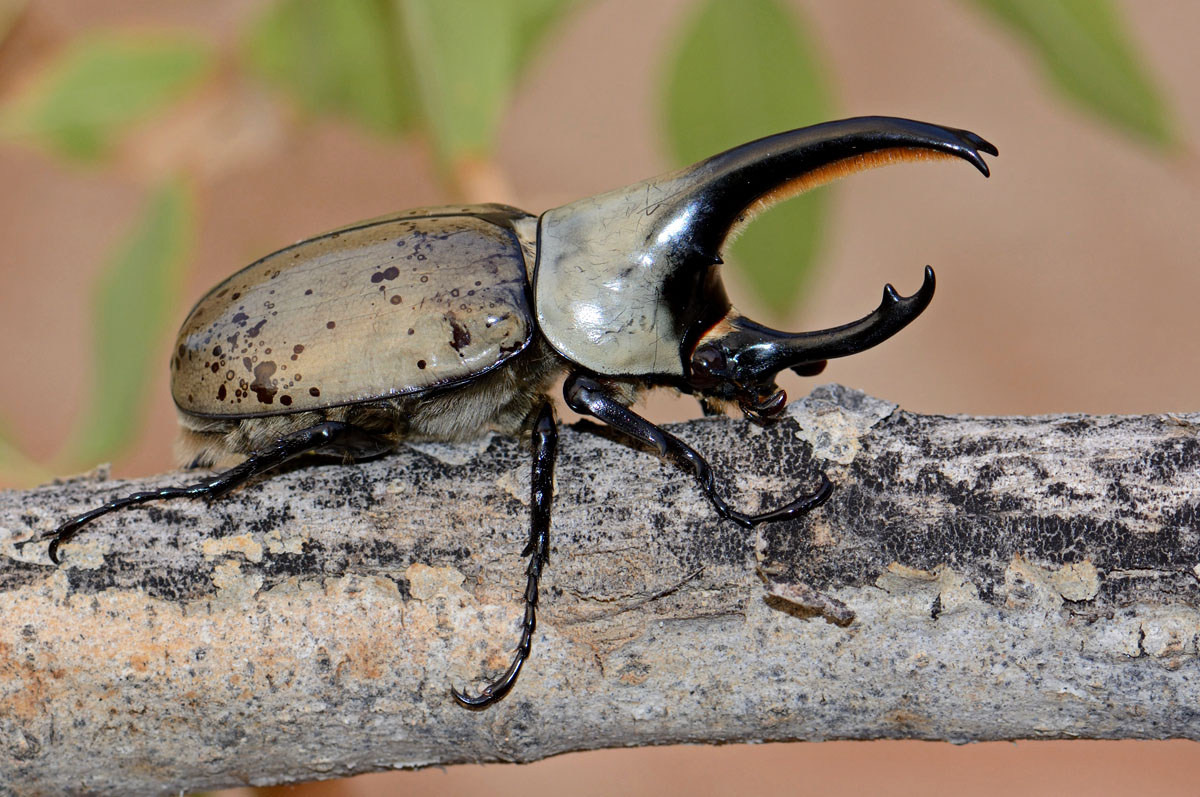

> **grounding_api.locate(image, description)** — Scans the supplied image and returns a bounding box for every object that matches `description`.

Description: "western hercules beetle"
[42,117,996,708]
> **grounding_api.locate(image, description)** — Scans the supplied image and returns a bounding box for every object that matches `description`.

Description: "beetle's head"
[534,116,996,415]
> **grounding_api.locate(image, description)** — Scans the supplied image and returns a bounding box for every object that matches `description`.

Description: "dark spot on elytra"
[419,275,428,283]
[280,395,292,407]
[450,288,459,298]
[226,370,234,380]
[243,357,253,372]
[448,319,471,353]
[417,360,427,369]
[231,312,249,326]
[390,295,402,305]
[212,345,222,357]
[210,362,220,373]
[309,387,320,397]
[250,361,278,404]
[407,328,414,335]
[327,321,336,330]
[370,266,401,283]
[231,292,241,300]
[177,344,186,358]
[305,288,313,296]
[217,384,227,401]
[215,288,228,298]
[246,319,268,338]
[474,281,482,287]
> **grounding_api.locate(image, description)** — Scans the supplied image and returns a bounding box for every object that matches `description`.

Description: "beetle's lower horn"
[780,265,935,369]
[692,266,935,386]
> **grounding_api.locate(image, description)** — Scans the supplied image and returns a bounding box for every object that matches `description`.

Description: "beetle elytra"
[43,117,996,708]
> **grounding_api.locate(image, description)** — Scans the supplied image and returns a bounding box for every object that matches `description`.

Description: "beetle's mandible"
[42,117,996,708]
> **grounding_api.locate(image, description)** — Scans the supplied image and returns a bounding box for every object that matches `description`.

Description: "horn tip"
[886,266,936,304]
[960,131,998,177]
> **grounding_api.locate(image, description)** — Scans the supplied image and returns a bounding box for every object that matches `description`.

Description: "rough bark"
[1,384,1198,795]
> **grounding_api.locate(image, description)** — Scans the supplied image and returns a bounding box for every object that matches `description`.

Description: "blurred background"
[0,0,1197,794]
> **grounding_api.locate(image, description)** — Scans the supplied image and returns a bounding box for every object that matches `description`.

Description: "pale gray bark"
[1,384,1198,795]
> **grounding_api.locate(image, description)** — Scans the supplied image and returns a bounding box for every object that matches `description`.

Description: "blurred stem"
[0,0,26,50]
[0,438,51,488]
[451,154,516,205]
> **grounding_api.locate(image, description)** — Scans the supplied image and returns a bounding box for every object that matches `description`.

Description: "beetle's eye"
[690,345,728,388]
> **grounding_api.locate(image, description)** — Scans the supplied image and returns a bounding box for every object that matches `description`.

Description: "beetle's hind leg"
[452,402,557,709]
[564,373,831,527]
[42,421,387,564]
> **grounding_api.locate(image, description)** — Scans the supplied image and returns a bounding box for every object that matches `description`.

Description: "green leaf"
[663,0,832,316]
[396,0,515,167]
[396,0,574,169]
[970,0,1175,148]
[243,0,416,134]
[67,179,193,467]
[509,0,578,78]
[0,32,213,161]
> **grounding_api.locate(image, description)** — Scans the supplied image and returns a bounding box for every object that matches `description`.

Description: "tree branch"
[2,384,1198,794]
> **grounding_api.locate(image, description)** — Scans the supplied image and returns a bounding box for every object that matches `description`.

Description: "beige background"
[1,1,1198,794]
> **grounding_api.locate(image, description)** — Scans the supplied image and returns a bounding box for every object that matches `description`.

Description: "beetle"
[42,116,996,708]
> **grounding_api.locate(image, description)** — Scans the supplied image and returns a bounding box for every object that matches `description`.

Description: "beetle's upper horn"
[675,117,997,259]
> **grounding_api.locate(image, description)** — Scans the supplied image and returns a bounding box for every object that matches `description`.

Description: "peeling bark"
[1,384,1198,795]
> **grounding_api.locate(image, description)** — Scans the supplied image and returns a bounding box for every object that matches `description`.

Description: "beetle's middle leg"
[42,421,389,563]
[564,373,831,527]
[452,401,557,709]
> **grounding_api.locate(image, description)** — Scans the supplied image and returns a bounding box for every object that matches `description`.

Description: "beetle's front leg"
[564,373,830,527]
[452,402,557,709]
